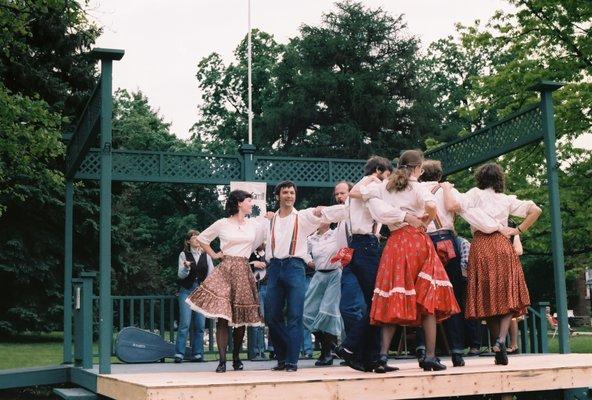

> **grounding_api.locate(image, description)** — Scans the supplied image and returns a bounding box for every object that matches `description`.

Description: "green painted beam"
[0,365,69,390]
[63,180,74,364]
[426,105,543,175]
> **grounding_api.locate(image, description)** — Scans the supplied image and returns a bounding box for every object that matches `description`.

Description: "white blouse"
[307,229,345,271]
[197,217,267,258]
[360,178,434,231]
[458,187,535,233]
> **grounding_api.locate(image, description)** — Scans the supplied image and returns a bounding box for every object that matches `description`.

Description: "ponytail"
[386,149,424,192]
[386,167,413,192]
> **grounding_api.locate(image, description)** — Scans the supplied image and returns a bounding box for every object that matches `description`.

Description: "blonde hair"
[386,150,424,192]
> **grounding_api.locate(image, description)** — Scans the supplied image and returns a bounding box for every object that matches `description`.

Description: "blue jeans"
[175,282,206,358]
[248,283,272,355]
[341,235,381,365]
[340,265,366,340]
[301,275,313,355]
[265,258,307,366]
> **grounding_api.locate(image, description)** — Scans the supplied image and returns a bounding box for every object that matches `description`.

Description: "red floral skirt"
[370,226,460,326]
[465,232,530,319]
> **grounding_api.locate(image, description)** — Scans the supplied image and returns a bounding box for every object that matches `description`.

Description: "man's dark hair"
[225,189,252,216]
[274,180,297,196]
[474,163,505,193]
[363,156,393,176]
[420,160,444,182]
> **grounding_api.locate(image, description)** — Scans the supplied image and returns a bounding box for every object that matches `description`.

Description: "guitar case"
[115,326,189,363]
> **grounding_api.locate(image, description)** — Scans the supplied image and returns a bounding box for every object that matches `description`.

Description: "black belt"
[428,229,455,237]
[317,268,339,273]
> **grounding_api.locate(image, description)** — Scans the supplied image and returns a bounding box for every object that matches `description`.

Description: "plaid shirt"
[456,236,471,278]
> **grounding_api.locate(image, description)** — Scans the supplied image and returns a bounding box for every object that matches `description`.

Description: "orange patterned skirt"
[465,232,530,319]
[186,256,263,327]
[370,226,460,326]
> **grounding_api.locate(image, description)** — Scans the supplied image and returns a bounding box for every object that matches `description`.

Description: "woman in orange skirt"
[354,150,460,371]
[442,163,542,365]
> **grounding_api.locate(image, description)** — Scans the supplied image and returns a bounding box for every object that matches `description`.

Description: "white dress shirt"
[178,249,215,279]
[264,207,326,262]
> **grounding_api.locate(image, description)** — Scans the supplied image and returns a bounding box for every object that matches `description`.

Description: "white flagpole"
[247,0,253,145]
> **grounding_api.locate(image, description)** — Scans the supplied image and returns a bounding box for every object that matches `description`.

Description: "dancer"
[264,180,342,372]
[174,230,214,363]
[415,160,499,367]
[442,162,542,365]
[356,150,461,371]
[186,190,268,373]
[323,156,423,373]
[304,222,346,366]
[333,181,366,341]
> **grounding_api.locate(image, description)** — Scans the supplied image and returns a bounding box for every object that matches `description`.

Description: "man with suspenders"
[264,180,344,372]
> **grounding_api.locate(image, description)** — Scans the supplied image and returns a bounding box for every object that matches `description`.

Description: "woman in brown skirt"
[187,190,268,372]
[442,163,541,365]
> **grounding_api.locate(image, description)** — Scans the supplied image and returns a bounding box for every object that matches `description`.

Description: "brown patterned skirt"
[185,256,263,327]
[465,232,530,319]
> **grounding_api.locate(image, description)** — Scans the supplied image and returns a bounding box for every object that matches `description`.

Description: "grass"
[1,328,592,370]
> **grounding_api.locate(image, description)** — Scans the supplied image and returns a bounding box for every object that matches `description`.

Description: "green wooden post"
[239,143,256,181]
[63,180,74,364]
[93,48,124,374]
[73,272,96,369]
[537,301,549,353]
[531,80,569,354]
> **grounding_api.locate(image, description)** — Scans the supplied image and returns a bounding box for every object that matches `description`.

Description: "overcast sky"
[88,0,591,149]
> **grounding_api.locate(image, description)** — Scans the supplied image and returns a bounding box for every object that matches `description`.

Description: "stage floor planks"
[96,354,592,400]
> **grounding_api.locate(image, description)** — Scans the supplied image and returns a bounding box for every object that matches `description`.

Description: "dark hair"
[474,163,505,193]
[274,180,297,196]
[184,229,200,252]
[363,156,394,176]
[420,159,443,182]
[386,149,424,192]
[225,189,252,216]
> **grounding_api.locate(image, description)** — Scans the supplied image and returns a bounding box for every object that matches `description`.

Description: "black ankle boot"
[451,353,465,367]
[493,340,508,365]
[374,354,399,373]
[232,359,244,370]
[421,356,446,371]
[215,361,226,373]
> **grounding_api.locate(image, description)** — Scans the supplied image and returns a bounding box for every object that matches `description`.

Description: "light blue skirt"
[303,268,344,336]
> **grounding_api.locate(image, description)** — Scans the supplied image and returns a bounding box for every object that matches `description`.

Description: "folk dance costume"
[322,176,408,371]
[457,188,535,319]
[360,179,460,327]
[264,207,341,371]
[186,218,266,327]
[303,227,346,366]
[415,182,499,366]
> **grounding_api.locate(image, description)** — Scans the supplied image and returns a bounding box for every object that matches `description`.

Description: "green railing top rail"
[425,104,543,176]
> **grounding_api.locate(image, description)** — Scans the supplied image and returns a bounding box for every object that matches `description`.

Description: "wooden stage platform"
[95,354,592,400]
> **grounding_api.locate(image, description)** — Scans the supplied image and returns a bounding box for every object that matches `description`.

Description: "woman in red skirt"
[355,149,460,371]
[442,163,541,365]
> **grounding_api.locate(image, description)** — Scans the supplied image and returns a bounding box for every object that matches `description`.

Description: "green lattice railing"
[426,105,543,175]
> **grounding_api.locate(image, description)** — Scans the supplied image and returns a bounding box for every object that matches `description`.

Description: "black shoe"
[493,340,508,365]
[232,359,244,371]
[215,361,226,373]
[334,346,366,372]
[190,355,204,363]
[416,348,426,361]
[451,353,465,367]
[422,356,447,371]
[269,351,276,360]
[374,354,399,374]
[339,361,347,366]
[285,364,298,372]
[272,361,286,371]
[315,355,334,366]
[174,356,183,364]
